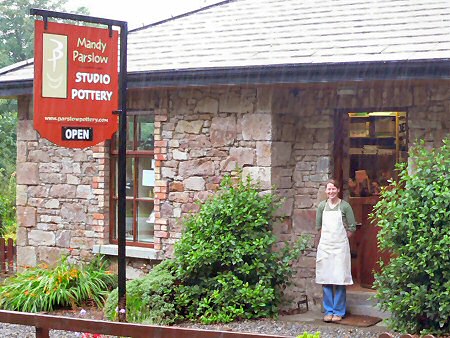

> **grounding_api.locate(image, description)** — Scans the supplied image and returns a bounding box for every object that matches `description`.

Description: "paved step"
[347,290,390,319]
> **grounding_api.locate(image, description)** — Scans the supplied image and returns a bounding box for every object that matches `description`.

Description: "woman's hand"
[347,231,353,238]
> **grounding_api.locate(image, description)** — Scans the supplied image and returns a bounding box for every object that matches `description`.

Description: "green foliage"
[104,174,310,325]
[173,174,310,324]
[372,138,450,335]
[0,191,17,240]
[104,259,177,325]
[296,332,320,338]
[0,169,16,239]
[0,112,17,173]
[0,100,17,119]
[0,255,116,312]
[0,112,17,238]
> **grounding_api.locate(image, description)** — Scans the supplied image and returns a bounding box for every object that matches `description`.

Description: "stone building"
[1,0,450,309]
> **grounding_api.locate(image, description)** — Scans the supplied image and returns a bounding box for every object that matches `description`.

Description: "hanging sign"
[34,20,119,148]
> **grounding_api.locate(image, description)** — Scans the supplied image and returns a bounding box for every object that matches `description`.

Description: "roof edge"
[127,59,450,88]
[0,58,34,76]
[2,59,450,97]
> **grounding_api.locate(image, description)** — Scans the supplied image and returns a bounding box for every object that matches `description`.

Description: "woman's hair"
[326,178,340,189]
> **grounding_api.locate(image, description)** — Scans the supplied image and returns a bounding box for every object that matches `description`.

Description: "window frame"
[109,110,155,248]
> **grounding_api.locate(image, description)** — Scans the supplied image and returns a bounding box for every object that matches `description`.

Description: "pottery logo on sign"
[42,33,68,98]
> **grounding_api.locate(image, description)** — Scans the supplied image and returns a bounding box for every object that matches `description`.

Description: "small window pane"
[137,115,154,151]
[127,116,134,150]
[138,157,154,198]
[126,158,135,197]
[126,200,134,241]
[114,200,134,241]
[137,201,154,243]
[113,158,135,198]
[112,116,134,151]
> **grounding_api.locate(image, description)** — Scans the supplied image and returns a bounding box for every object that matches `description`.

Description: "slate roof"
[1,0,450,93]
[128,0,450,71]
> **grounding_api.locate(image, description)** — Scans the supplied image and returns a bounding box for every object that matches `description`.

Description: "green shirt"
[316,199,356,232]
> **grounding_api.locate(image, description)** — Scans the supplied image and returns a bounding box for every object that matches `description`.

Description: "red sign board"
[34,21,119,148]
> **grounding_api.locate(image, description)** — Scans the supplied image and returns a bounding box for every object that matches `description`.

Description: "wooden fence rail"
[0,237,15,274]
[0,310,289,338]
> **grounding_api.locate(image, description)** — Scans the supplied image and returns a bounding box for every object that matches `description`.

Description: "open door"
[336,111,407,288]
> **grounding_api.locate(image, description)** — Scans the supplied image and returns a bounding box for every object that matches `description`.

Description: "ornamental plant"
[0,169,16,239]
[372,138,450,335]
[0,111,17,239]
[104,173,310,325]
[104,259,177,325]
[173,174,310,324]
[0,255,116,312]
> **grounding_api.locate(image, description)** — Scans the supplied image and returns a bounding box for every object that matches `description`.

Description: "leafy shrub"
[0,169,16,239]
[105,174,310,325]
[0,111,17,174]
[104,259,177,325]
[0,111,17,239]
[173,174,310,324]
[372,138,450,335]
[0,255,116,312]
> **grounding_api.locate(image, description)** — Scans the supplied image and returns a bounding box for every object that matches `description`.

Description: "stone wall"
[158,87,274,257]
[16,96,109,268]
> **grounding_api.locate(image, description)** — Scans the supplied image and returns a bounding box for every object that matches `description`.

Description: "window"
[347,111,407,197]
[110,112,155,247]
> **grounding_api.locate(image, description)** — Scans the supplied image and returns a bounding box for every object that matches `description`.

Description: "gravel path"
[0,309,400,338]
[178,318,398,338]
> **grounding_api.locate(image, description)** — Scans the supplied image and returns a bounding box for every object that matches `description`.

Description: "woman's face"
[325,183,339,199]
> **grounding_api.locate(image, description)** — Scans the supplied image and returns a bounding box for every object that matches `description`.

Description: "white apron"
[316,203,353,285]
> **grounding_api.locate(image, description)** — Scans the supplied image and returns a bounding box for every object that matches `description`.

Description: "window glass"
[113,115,135,151]
[114,200,134,241]
[114,159,135,198]
[127,115,134,150]
[138,157,154,199]
[126,158,135,197]
[137,201,154,243]
[125,200,134,241]
[137,115,154,151]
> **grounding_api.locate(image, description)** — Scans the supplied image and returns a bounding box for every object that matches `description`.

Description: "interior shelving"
[348,111,407,196]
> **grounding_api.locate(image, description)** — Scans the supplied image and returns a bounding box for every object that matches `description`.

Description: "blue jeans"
[323,284,346,317]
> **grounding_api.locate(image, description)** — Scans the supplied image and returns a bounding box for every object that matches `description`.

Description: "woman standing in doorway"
[316,179,356,322]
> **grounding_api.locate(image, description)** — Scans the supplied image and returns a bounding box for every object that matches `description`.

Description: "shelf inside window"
[350,148,396,155]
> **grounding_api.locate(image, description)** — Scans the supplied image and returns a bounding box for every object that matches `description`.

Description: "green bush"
[173,174,310,324]
[0,169,16,239]
[372,138,450,335]
[104,259,178,325]
[0,255,116,312]
[0,111,17,239]
[105,174,310,325]
[0,111,17,174]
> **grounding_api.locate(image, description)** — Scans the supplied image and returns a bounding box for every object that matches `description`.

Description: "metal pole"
[117,22,128,322]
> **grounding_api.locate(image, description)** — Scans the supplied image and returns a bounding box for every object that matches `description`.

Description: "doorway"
[334,111,408,288]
